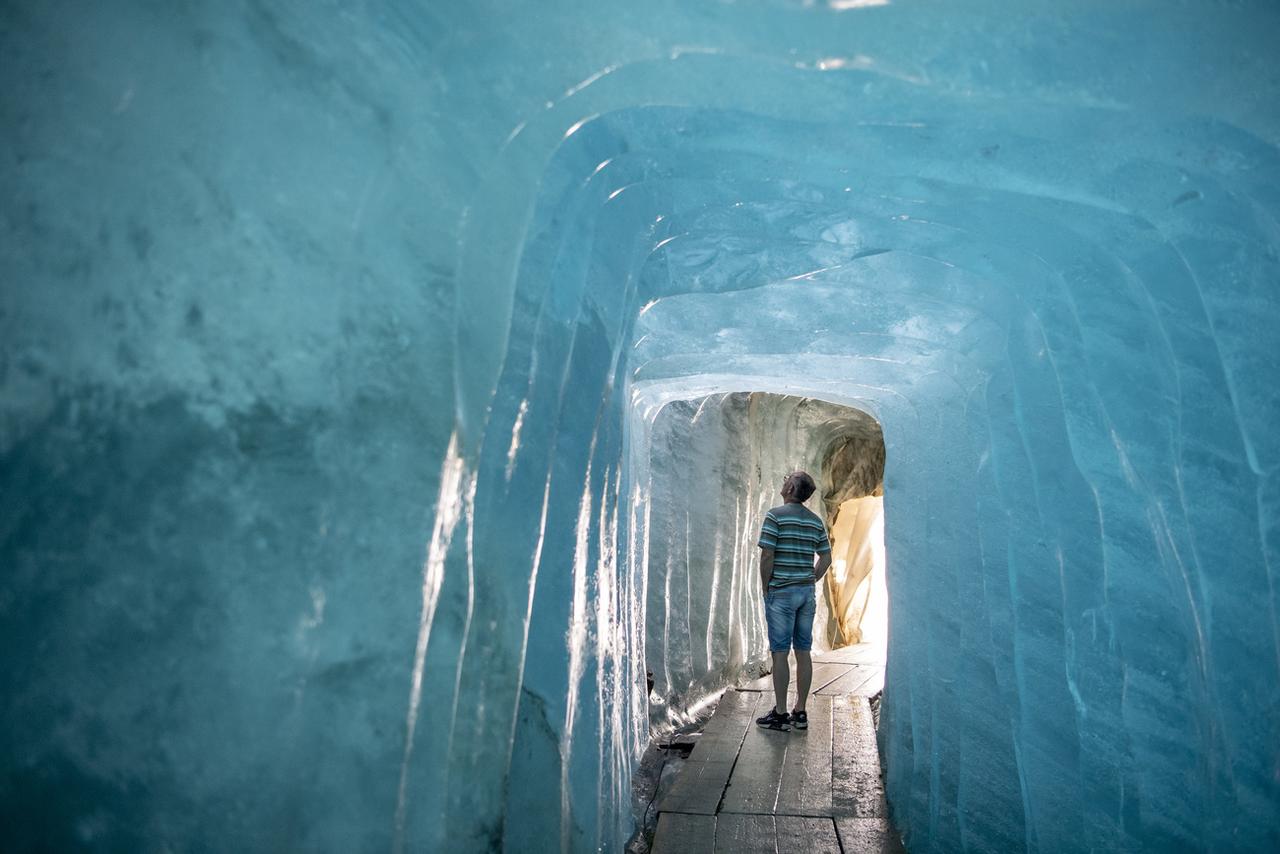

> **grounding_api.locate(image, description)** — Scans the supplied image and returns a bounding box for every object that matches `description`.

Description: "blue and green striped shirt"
[758,504,831,589]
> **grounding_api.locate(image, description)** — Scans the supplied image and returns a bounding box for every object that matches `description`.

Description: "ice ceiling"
[2,1,1279,852]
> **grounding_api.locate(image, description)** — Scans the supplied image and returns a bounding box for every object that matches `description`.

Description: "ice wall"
[3,1,1279,852]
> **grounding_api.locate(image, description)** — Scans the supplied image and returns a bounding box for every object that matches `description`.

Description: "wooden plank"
[809,661,856,694]
[696,690,749,739]
[658,760,739,815]
[776,816,842,854]
[834,817,906,854]
[687,690,755,760]
[652,812,717,854]
[854,667,884,697]
[816,665,882,697]
[659,691,757,815]
[832,763,886,818]
[713,813,776,854]
[831,696,886,818]
[735,673,774,692]
[719,694,789,815]
[775,695,834,817]
[818,643,887,666]
[736,660,853,694]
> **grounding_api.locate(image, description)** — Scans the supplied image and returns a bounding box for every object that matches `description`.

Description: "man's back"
[759,502,829,588]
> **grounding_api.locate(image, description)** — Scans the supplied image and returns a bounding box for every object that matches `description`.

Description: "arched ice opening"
[631,390,887,731]
[452,84,1279,852]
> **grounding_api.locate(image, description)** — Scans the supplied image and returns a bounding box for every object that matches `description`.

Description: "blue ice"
[1,0,1278,851]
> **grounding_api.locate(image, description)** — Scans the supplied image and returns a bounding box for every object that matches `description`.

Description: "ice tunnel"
[2,1,1279,852]
[637,391,886,729]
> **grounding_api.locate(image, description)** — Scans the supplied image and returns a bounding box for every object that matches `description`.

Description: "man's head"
[781,471,817,503]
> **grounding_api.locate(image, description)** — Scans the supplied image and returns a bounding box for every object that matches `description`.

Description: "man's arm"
[814,551,832,583]
[759,547,775,596]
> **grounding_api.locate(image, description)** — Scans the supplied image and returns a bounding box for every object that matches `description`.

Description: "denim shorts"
[764,584,816,652]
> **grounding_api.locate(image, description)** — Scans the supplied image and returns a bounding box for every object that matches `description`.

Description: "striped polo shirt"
[758,503,831,589]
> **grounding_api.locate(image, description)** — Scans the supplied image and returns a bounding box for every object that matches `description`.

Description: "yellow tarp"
[822,495,886,648]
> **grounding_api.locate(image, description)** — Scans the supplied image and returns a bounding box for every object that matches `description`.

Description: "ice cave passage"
[639,392,887,732]
[3,2,1279,853]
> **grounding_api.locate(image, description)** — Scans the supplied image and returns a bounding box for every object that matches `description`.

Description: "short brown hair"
[788,471,817,502]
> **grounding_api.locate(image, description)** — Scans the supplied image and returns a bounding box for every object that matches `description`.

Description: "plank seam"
[713,692,763,816]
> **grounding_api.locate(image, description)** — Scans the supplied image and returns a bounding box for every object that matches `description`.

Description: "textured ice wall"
[637,392,881,728]
[3,1,1280,852]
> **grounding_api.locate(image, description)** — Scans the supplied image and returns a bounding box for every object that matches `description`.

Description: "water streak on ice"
[829,0,891,9]
[394,432,468,852]
[563,65,622,99]
[561,463,596,852]
[505,398,529,481]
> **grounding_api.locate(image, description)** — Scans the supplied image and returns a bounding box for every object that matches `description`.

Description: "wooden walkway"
[652,644,902,854]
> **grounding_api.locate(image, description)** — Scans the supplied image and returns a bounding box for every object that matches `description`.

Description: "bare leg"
[794,650,813,712]
[771,651,790,715]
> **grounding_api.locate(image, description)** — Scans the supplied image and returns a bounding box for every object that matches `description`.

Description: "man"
[755,471,832,731]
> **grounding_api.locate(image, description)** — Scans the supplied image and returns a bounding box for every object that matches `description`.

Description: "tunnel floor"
[650,643,899,853]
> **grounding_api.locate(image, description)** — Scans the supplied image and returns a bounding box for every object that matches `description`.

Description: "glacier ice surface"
[2,0,1279,851]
